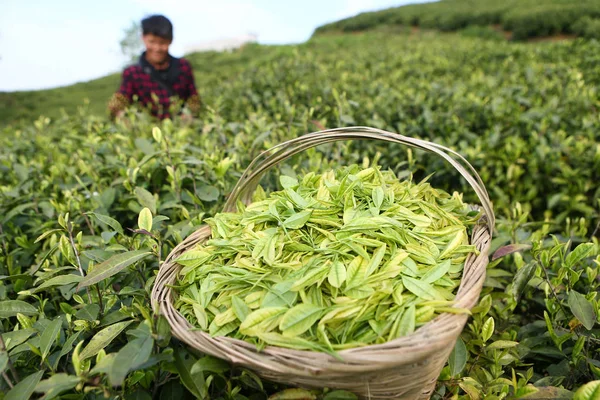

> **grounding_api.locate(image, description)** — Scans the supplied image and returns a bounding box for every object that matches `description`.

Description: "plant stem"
[0,224,8,257]
[67,223,93,303]
[538,257,569,318]
[163,136,182,204]
[591,219,600,240]
[0,335,19,382]
[82,212,96,236]
[2,372,13,389]
[95,285,104,316]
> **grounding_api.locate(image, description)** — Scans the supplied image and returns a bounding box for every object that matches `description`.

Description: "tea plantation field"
[0,30,599,399]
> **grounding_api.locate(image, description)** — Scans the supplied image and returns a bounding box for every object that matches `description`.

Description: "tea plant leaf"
[78,320,133,360]
[574,380,600,400]
[0,300,38,318]
[174,347,205,399]
[232,295,251,322]
[372,187,384,209]
[39,317,62,362]
[397,305,416,337]
[487,340,519,350]
[327,260,347,288]
[190,356,231,375]
[269,388,317,400]
[31,274,82,294]
[134,187,156,214]
[279,304,324,337]
[565,243,596,268]
[75,304,100,322]
[449,338,467,376]
[511,262,536,302]
[421,259,451,284]
[138,207,153,232]
[482,317,495,342]
[280,176,299,189]
[282,210,313,229]
[34,373,81,398]
[87,212,124,234]
[323,391,358,400]
[240,307,288,336]
[5,370,44,400]
[568,290,596,330]
[401,276,438,301]
[108,335,154,386]
[0,351,7,373]
[77,250,152,289]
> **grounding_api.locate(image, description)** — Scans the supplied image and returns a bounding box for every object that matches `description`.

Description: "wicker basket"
[151,126,495,400]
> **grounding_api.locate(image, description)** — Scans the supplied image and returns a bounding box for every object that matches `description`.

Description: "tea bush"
[0,31,598,399]
[314,0,600,41]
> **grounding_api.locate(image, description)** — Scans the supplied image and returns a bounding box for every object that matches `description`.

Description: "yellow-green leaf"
[138,207,153,231]
[279,304,323,337]
[327,260,347,288]
[482,316,494,342]
[239,307,287,336]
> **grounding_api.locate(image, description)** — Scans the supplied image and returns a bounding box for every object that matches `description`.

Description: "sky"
[0,0,427,92]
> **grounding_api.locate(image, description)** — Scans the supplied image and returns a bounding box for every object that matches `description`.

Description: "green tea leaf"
[79,320,133,360]
[397,305,416,337]
[77,250,152,289]
[0,351,7,373]
[75,304,100,322]
[401,276,439,301]
[282,210,313,229]
[511,262,536,302]
[269,388,317,400]
[232,295,251,322]
[31,274,82,294]
[568,290,596,330]
[134,186,156,214]
[240,307,287,336]
[323,390,358,400]
[34,373,80,398]
[0,300,38,318]
[327,260,347,288]
[108,335,154,386]
[138,207,153,232]
[482,317,495,342]
[574,380,600,400]
[88,212,124,234]
[279,304,323,337]
[174,347,205,399]
[5,370,44,400]
[421,259,451,284]
[565,243,596,268]
[190,356,231,375]
[280,176,299,189]
[39,318,62,362]
[448,338,467,376]
[372,187,384,209]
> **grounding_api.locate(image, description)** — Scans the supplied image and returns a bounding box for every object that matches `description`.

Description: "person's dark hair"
[141,15,173,41]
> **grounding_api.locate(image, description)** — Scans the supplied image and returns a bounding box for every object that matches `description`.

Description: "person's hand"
[180,112,194,125]
[115,111,132,129]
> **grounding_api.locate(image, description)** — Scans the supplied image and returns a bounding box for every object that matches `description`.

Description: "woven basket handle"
[223,126,495,232]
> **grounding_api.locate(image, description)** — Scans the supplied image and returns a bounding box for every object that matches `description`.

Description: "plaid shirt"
[109,57,201,119]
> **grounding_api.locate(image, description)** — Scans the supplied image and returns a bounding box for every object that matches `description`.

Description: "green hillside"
[314,0,600,40]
